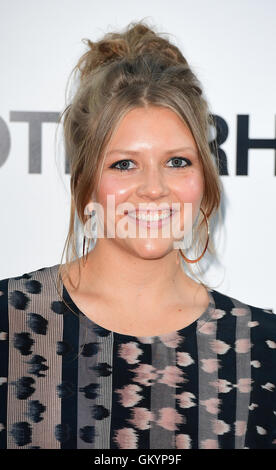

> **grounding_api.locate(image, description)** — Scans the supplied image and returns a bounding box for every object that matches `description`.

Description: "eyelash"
[109,157,192,172]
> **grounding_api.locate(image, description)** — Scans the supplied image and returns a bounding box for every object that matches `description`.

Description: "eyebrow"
[106,146,198,157]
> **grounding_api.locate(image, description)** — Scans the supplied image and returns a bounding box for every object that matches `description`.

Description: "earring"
[178,207,209,264]
[82,209,97,266]
[82,235,91,266]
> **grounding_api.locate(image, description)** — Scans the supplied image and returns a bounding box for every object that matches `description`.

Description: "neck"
[77,238,196,307]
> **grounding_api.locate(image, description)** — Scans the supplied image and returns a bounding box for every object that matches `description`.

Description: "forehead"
[106,106,198,155]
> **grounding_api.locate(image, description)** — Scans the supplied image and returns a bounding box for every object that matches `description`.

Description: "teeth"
[128,210,172,221]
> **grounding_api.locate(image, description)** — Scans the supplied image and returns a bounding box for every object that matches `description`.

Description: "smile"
[127,209,173,221]
[126,209,178,228]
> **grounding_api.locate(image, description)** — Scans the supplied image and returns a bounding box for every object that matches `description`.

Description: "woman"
[0,20,275,450]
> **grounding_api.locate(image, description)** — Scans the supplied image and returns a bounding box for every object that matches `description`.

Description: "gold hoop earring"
[82,235,91,266]
[178,207,209,264]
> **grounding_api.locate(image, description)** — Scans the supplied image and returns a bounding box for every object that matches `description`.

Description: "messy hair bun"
[75,22,188,82]
[57,19,222,299]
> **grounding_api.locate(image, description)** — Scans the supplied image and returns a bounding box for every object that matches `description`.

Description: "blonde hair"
[54,19,223,335]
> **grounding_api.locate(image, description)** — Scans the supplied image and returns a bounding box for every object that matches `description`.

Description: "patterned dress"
[0,263,276,449]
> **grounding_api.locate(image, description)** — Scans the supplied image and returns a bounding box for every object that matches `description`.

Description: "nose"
[136,166,170,200]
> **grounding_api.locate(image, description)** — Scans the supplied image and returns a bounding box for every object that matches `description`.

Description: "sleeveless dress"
[0,263,275,449]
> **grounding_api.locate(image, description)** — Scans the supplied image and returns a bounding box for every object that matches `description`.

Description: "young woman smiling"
[1,20,275,450]
[60,104,210,338]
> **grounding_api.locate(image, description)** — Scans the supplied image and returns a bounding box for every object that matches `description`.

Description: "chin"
[130,239,174,260]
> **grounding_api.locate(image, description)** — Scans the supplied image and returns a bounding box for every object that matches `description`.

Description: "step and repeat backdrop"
[0,0,275,311]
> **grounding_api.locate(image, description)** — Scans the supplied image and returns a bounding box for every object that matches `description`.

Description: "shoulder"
[0,263,60,289]
[0,264,60,323]
[210,287,274,314]
[210,287,276,336]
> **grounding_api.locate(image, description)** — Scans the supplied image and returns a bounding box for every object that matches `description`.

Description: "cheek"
[97,175,134,206]
[174,173,204,203]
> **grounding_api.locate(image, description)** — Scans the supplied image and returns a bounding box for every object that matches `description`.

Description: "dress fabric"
[0,263,276,449]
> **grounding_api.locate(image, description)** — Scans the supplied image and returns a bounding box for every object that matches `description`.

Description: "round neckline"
[53,264,216,343]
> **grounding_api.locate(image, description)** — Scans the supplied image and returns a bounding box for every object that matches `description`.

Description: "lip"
[127,209,178,229]
[126,208,177,215]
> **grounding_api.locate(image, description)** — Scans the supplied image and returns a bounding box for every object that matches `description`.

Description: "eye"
[167,157,191,168]
[109,159,136,171]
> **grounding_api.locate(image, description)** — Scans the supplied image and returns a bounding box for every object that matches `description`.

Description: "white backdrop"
[0,0,275,312]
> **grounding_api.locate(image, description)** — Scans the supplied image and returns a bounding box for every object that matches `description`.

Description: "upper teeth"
[128,210,172,221]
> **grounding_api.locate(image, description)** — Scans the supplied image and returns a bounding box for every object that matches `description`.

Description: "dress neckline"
[51,263,216,344]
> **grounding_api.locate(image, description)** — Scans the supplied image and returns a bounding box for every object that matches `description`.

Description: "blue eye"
[168,157,191,168]
[109,159,136,171]
[109,157,191,172]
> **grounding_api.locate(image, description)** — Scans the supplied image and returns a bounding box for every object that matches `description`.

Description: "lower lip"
[127,211,177,228]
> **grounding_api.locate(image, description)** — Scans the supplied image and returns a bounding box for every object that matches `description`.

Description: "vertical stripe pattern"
[0,263,275,449]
